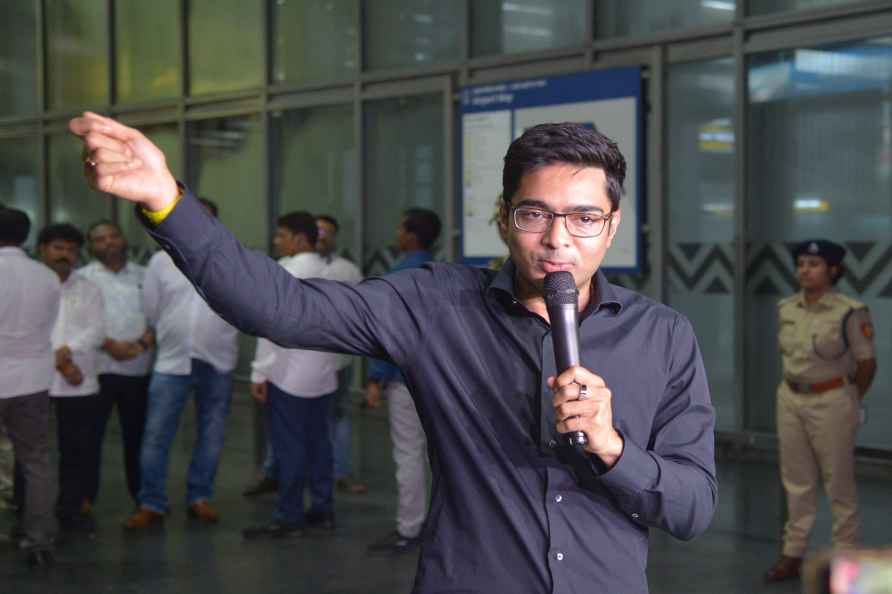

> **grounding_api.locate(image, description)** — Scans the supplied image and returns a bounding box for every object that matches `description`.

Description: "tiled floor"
[1,387,890,593]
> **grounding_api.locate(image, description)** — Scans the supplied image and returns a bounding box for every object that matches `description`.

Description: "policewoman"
[764,239,877,583]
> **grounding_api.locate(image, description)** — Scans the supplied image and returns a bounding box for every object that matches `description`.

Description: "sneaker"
[305,511,335,532]
[242,522,304,540]
[366,530,421,554]
[123,507,165,530]
[187,501,219,524]
[242,476,278,497]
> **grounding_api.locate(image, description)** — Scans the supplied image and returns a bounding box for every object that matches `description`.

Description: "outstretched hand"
[69,112,178,212]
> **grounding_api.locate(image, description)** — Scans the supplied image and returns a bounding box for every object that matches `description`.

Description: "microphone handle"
[550,303,588,448]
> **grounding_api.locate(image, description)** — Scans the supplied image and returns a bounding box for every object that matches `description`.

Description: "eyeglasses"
[511,206,613,238]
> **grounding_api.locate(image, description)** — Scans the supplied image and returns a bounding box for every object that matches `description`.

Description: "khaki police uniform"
[776,290,875,557]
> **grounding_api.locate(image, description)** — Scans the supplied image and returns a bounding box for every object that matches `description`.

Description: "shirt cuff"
[597,434,659,495]
[141,185,184,226]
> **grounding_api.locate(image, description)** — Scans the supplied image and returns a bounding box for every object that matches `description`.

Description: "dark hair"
[502,122,626,211]
[316,214,339,232]
[277,211,318,245]
[86,219,121,241]
[0,208,31,245]
[402,208,441,250]
[37,223,84,247]
[198,197,219,217]
[830,263,845,286]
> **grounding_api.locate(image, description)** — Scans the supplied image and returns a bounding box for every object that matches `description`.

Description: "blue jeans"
[330,366,354,479]
[138,359,233,513]
[260,435,277,479]
[268,383,334,526]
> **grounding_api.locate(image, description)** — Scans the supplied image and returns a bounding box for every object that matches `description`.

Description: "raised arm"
[70,112,440,365]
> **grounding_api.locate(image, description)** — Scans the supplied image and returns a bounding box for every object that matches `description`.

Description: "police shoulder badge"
[862,322,875,339]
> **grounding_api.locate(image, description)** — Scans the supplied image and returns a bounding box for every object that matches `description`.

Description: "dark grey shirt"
[147,193,717,594]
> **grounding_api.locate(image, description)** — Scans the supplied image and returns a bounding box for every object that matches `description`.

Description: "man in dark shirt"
[71,112,717,594]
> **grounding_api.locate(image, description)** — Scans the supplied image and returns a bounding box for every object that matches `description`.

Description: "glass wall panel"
[272,0,357,85]
[746,39,892,447]
[666,58,737,430]
[188,0,262,95]
[48,133,112,237]
[115,0,180,102]
[187,115,265,249]
[749,0,864,16]
[595,0,735,39]
[471,0,587,58]
[118,124,181,262]
[0,137,41,247]
[46,0,109,109]
[188,114,264,377]
[363,94,444,275]
[0,2,37,116]
[364,1,463,71]
[271,105,357,258]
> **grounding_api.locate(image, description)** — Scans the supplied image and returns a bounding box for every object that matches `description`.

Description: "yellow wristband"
[141,186,184,226]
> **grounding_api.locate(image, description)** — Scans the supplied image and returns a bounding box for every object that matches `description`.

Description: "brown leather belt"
[786,376,845,394]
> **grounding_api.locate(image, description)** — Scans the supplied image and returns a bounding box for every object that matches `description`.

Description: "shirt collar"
[0,246,27,257]
[94,259,133,276]
[487,258,624,316]
[795,290,836,309]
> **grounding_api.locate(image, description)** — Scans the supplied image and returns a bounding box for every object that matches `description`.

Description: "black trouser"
[95,374,149,503]
[54,395,101,520]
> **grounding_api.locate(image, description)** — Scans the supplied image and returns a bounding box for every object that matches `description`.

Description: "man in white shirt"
[243,212,341,539]
[38,223,106,536]
[80,220,153,507]
[0,208,59,567]
[240,213,310,498]
[316,215,367,495]
[125,198,238,529]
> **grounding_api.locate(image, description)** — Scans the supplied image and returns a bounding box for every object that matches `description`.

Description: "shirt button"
[631,513,640,520]
[554,494,563,503]
[555,552,564,561]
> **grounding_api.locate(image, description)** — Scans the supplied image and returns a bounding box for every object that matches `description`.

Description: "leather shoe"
[27,549,54,569]
[367,530,421,554]
[187,501,219,524]
[242,522,304,540]
[123,507,165,530]
[335,477,369,494]
[764,555,802,583]
[305,511,335,531]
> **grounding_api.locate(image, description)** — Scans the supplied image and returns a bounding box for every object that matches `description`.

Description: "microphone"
[544,271,588,448]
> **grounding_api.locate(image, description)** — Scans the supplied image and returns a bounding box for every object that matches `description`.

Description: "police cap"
[791,239,846,267]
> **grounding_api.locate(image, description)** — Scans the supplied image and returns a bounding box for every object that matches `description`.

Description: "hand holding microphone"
[545,271,624,465]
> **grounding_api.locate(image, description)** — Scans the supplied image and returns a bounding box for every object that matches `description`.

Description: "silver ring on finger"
[577,384,588,400]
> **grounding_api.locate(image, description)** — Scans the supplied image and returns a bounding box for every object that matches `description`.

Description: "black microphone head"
[544,271,578,306]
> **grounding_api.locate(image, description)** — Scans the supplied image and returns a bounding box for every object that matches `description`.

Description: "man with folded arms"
[38,223,106,537]
[80,220,153,508]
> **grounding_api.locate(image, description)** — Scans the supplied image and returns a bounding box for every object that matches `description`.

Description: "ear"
[497,201,510,240]
[605,209,621,246]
